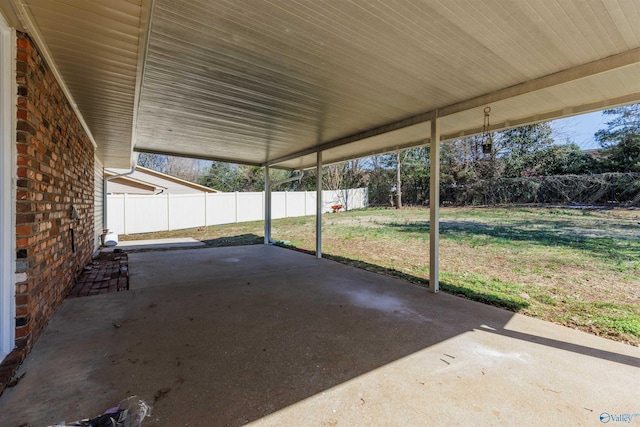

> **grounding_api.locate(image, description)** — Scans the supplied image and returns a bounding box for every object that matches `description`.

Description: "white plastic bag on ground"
[47,395,152,427]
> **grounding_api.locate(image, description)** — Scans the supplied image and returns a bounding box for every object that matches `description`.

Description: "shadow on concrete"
[0,245,637,426]
[479,325,640,368]
[202,233,263,247]
[85,246,520,426]
[109,238,205,252]
[296,249,640,368]
[283,245,530,311]
[0,246,517,425]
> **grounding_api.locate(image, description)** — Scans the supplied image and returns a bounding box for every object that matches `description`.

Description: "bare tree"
[137,153,211,183]
[164,156,211,183]
[323,164,345,191]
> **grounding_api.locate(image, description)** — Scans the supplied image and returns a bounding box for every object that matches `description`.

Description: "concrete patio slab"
[103,237,205,252]
[0,245,638,426]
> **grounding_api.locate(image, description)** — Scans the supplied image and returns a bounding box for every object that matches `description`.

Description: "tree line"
[138,104,640,206]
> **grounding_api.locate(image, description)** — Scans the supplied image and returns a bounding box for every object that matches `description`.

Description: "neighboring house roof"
[105,166,217,195]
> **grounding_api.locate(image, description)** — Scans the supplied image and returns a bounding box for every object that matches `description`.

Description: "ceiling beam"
[440,91,640,141]
[267,47,640,167]
[288,138,430,170]
[286,90,640,169]
[439,48,640,118]
[130,0,155,167]
[134,147,265,168]
[265,116,433,167]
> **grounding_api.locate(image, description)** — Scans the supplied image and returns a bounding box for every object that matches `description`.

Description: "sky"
[549,111,609,150]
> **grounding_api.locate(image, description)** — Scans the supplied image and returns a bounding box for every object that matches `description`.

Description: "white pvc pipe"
[264,169,303,245]
[270,171,303,187]
[103,162,137,233]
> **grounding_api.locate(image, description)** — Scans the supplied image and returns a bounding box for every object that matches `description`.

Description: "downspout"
[103,154,139,233]
[265,170,304,244]
[100,0,152,236]
[270,171,304,188]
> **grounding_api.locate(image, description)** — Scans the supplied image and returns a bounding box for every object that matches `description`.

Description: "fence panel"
[271,192,286,219]
[236,192,263,223]
[169,193,206,230]
[107,188,368,234]
[323,190,339,212]
[305,191,317,216]
[208,192,237,225]
[339,188,368,210]
[125,194,169,234]
[107,194,125,234]
[285,192,306,217]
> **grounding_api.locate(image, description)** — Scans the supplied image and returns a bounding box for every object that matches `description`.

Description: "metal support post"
[316,150,323,259]
[429,114,440,293]
[264,165,271,244]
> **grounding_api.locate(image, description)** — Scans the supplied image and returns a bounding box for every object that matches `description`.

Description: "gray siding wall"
[94,156,103,250]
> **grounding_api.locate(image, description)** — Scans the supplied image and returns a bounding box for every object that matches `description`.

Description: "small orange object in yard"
[331,204,343,213]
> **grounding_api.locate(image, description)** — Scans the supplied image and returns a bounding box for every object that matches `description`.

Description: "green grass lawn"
[121,206,640,346]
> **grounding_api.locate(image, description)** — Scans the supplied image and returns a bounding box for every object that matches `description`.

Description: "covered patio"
[0,0,638,293]
[1,1,640,424]
[0,244,638,425]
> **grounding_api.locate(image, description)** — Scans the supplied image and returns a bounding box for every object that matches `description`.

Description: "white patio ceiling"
[6,0,640,169]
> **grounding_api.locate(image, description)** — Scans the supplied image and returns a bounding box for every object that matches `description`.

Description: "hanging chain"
[481,106,493,154]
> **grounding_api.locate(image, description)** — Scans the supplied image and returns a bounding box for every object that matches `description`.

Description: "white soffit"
[15,0,146,167]
[278,61,640,170]
[10,0,640,169]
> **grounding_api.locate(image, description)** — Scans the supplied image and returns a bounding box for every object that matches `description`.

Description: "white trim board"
[0,12,16,359]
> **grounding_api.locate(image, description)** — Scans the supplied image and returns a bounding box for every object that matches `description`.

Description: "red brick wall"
[14,32,95,351]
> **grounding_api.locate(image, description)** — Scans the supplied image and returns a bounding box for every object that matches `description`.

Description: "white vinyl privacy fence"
[107,188,368,235]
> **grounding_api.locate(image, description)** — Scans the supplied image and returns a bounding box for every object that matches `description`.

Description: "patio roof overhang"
[2,0,639,170]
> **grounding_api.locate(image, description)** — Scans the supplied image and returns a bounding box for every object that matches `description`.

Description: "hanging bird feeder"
[481,106,493,154]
